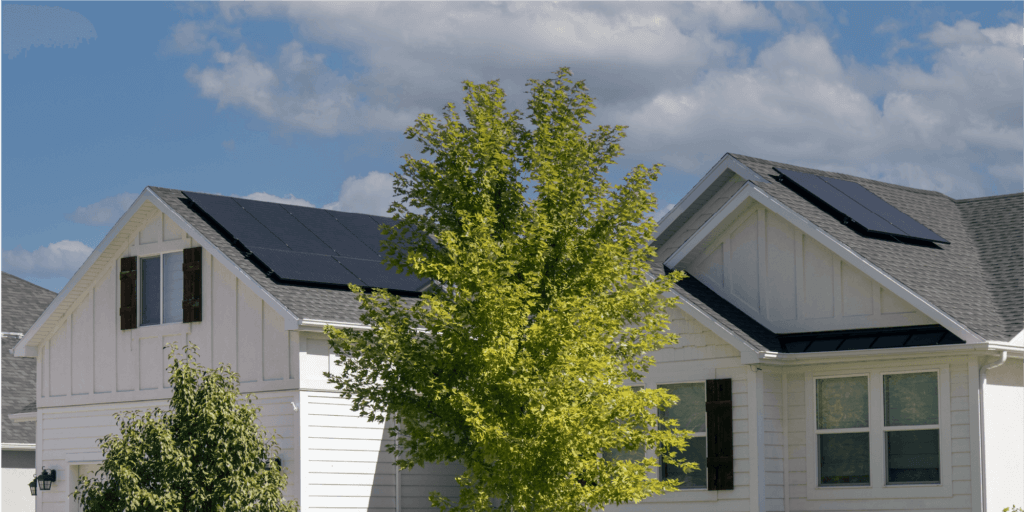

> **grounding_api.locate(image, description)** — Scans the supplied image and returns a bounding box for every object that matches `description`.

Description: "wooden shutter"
[119,257,137,330]
[182,247,202,323]
[705,378,733,490]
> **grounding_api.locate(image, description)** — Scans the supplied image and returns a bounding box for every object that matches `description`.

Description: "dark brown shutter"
[182,247,202,323]
[706,378,733,490]
[119,257,137,330]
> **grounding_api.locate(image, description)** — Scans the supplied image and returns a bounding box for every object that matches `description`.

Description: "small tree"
[327,68,693,512]
[73,343,297,512]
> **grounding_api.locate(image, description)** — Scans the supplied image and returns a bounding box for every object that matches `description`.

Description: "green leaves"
[328,68,691,512]
[73,343,297,512]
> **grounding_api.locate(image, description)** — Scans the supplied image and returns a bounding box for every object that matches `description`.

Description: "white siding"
[785,357,975,512]
[611,307,752,512]
[983,359,1023,512]
[685,205,933,334]
[37,211,296,409]
[36,393,298,511]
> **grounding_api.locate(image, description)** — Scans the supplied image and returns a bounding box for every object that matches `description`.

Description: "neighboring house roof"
[667,154,1022,342]
[2,272,57,444]
[152,187,417,326]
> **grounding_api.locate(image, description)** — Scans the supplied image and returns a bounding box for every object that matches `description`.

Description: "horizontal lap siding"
[37,392,298,510]
[611,308,750,512]
[787,359,973,512]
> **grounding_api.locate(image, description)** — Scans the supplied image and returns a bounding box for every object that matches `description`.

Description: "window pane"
[162,252,184,324]
[884,372,938,427]
[139,257,161,326]
[659,383,706,432]
[663,436,706,489]
[819,432,870,486]
[816,377,868,429]
[887,430,939,484]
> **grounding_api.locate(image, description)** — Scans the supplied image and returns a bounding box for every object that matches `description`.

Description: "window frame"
[805,363,952,501]
[134,249,185,328]
[657,380,708,491]
[813,372,871,487]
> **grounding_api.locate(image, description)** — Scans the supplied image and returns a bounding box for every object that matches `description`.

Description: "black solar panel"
[184,191,428,293]
[774,167,949,244]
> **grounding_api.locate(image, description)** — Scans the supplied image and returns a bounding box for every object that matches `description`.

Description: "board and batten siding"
[37,211,297,411]
[682,202,934,335]
[35,393,298,512]
[300,334,462,511]
[610,306,753,512]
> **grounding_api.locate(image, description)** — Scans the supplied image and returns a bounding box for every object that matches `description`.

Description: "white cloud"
[2,240,94,279]
[325,171,395,216]
[65,192,136,225]
[2,4,96,59]
[238,192,315,207]
[654,202,676,223]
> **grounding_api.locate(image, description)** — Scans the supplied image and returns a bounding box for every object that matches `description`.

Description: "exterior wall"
[34,393,297,512]
[684,202,933,334]
[983,358,1023,512]
[611,306,754,512]
[783,355,976,512]
[3,449,36,512]
[299,333,462,512]
[36,211,297,411]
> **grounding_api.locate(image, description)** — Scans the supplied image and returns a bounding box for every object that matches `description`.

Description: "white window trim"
[136,249,186,328]
[806,363,952,500]
[643,379,718,502]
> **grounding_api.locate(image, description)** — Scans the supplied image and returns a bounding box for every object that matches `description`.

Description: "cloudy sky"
[3,2,1022,293]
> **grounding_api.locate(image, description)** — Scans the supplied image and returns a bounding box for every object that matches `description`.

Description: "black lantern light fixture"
[37,469,56,491]
[28,477,37,496]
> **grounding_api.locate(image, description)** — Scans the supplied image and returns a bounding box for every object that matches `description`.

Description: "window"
[815,370,942,489]
[604,386,646,464]
[816,376,870,486]
[660,382,706,489]
[139,252,183,326]
[883,372,939,484]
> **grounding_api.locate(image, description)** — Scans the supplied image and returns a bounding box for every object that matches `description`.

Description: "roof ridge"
[153,186,394,221]
[954,192,1024,203]
[727,153,951,198]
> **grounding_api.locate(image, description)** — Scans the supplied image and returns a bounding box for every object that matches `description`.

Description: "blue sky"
[3,2,1022,293]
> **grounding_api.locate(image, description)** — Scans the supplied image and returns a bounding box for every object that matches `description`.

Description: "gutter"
[752,342,1022,366]
[9,412,36,423]
[1,443,36,451]
[978,350,1008,512]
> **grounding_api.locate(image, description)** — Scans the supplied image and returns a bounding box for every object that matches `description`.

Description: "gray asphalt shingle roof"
[3,272,57,444]
[725,154,1022,342]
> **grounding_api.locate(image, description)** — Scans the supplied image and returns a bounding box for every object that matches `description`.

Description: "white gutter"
[978,350,1008,512]
[0,442,36,451]
[9,412,36,423]
[298,319,371,331]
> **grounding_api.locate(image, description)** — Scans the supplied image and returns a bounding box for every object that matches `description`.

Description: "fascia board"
[653,154,766,240]
[149,188,302,331]
[15,188,303,357]
[756,341,1023,367]
[665,184,985,345]
[16,189,156,356]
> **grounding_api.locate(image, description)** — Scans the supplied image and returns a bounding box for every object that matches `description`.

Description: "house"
[12,153,1023,512]
[3,271,57,511]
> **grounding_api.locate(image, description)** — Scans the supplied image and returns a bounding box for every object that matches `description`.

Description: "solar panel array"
[774,167,949,244]
[185,192,430,293]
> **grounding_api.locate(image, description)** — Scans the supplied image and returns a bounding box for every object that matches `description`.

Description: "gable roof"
[2,272,57,444]
[659,153,1023,343]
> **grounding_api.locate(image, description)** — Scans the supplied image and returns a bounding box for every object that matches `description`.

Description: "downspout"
[979,350,1007,512]
[782,372,789,512]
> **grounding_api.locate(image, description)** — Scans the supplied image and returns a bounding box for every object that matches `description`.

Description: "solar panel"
[186,192,285,250]
[185,191,429,293]
[250,246,364,287]
[774,167,949,244]
[235,199,335,255]
[335,256,431,292]
[820,176,949,244]
[283,206,381,261]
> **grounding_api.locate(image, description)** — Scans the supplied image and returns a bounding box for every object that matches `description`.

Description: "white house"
[13,153,1023,512]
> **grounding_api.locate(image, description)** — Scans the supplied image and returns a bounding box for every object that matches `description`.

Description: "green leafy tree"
[73,343,297,512]
[327,68,693,512]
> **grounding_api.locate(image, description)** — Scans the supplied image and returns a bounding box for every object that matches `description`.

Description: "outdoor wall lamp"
[37,468,56,491]
[264,457,282,471]
[28,477,36,496]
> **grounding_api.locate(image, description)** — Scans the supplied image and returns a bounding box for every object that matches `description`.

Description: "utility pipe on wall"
[978,350,1007,512]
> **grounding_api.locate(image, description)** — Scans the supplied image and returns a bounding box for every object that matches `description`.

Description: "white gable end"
[681,200,933,334]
